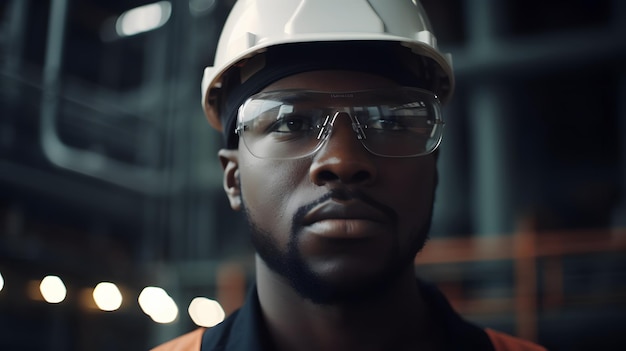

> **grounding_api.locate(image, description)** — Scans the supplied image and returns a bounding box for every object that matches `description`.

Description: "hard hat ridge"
[284,0,385,35]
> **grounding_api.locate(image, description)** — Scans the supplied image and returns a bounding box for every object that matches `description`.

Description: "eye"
[366,117,406,131]
[269,114,315,133]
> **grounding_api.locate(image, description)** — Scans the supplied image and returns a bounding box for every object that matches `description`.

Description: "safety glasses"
[235,87,444,159]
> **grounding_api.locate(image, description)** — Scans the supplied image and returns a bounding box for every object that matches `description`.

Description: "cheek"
[382,158,436,233]
[384,156,435,193]
[239,156,310,231]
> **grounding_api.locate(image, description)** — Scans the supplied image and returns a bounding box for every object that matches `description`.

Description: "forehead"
[262,70,400,92]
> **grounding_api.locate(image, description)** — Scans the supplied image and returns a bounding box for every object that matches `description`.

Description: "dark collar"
[419,281,495,351]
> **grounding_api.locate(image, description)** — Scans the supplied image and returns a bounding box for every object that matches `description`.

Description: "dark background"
[0,0,624,350]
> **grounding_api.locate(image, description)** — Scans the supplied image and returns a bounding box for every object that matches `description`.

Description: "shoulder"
[150,328,206,351]
[485,329,548,351]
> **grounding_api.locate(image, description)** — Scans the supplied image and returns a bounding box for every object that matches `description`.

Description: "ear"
[218,149,242,211]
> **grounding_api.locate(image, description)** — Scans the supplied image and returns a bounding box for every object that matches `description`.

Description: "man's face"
[220,70,437,304]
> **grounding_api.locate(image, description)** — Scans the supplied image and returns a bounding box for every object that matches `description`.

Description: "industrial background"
[0,0,625,350]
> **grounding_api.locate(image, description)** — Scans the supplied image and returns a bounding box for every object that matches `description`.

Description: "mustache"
[292,188,397,230]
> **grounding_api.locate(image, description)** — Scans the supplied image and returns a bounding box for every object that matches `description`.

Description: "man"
[153,0,546,350]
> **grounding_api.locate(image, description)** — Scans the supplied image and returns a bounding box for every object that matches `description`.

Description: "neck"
[255,255,442,351]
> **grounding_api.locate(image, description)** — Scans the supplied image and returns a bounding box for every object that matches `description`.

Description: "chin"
[278,246,422,306]
[247,206,431,305]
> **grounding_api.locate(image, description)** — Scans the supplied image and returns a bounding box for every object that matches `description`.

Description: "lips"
[301,200,392,239]
[303,200,389,224]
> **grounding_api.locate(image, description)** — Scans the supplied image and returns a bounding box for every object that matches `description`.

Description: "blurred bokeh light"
[188,297,226,327]
[39,275,67,304]
[93,282,123,311]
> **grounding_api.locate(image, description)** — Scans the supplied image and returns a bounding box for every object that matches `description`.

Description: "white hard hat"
[202,0,454,131]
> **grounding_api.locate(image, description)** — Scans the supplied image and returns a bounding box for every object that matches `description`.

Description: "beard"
[242,195,434,306]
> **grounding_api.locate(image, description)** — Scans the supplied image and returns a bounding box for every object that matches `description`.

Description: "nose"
[309,112,377,186]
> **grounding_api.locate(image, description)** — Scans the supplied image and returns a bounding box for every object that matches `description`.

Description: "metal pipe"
[39,0,182,196]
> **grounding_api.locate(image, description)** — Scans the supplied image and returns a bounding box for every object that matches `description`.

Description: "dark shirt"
[200,280,496,351]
